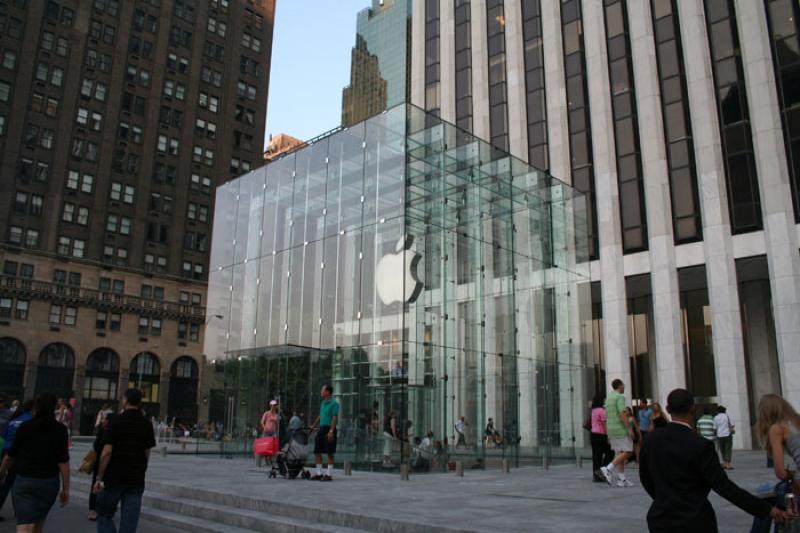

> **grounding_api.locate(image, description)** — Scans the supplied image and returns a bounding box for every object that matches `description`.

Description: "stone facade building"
[409,0,800,448]
[0,0,273,434]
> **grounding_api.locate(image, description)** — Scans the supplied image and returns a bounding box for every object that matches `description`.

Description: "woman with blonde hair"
[757,394,800,482]
[752,394,800,532]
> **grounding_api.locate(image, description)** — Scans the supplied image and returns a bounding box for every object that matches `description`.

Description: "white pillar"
[627,0,686,402]
[678,0,751,448]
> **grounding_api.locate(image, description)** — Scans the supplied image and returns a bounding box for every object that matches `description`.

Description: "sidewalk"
[68,444,775,532]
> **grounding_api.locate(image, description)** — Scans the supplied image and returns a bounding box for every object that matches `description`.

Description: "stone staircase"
[70,473,465,533]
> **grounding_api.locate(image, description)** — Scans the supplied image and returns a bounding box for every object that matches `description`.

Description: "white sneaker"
[600,466,614,485]
[616,477,634,488]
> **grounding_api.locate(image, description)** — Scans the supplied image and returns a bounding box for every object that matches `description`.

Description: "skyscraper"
[342,0,411,127]
[410,0,800,449]
[0,0,274,433]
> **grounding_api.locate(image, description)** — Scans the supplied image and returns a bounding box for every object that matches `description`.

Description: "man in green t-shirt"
[310,384,339,481]
[600,379,635,487]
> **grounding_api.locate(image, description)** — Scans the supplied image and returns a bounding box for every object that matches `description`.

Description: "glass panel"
[205,104,592,470]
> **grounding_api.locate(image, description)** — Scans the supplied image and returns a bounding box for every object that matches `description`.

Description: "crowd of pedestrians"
[0,389,156,533]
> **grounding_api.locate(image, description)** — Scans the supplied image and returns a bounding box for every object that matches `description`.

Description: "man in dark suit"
[640,388,791,532]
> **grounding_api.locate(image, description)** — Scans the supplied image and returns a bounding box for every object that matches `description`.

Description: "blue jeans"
[96,485,144,533]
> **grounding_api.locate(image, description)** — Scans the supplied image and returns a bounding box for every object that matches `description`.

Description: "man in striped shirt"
[696,407,717,441]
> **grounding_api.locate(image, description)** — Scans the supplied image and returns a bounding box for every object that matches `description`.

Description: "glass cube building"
[205,104,593,469]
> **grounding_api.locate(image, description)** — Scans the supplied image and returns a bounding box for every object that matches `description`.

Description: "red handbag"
[253,436,279,457]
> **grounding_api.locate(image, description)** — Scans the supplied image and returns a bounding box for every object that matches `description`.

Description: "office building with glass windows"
[409,0,800,449]
[0,0,274,434]
[205,104,593,468]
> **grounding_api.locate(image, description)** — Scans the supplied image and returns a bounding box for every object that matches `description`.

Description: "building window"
[96,311,107,330]
[14,300,28,320]
[49,304,61,324]
[561,0,597,260]
[2,50,17,70]
[110,313,121,331]
[64,306,77,326]
[191,174,212,194]
[703,0,762,233]
[651,0,703,243]
[764,0,800,221]
[604,0,648,252]
[138,317,149,335]
[0,298,11,319]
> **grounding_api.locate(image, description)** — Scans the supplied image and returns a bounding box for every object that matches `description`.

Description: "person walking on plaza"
[696,407,716,442]
[87,411,111,522]
[382,409,398,467]
[600,379,635,487]
[310,384,339,482]
[0,400,33,522]
[640,388,790,532]
[638,399,653,434]
[0,394,12,439]
[260,400,280,437]
[93,388,156,533]
[713,405,734,470]
[454,416,468,448]
[0,394,70,532]
[589,393,613,483]
[650,402,668,430]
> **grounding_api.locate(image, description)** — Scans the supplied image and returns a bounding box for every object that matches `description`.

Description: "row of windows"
[561,0,597,260]
[487,0,509,153]
[424,0,441,115]
[93,0,120,17]
[3,301,203,342]
[705,0,763,234]
[454,0,472,132]
[14,192,43,216]
[0,13,24,39]
[0,297,29,320]
[35,62,64,88]
[31,93,59,118]
[89,19,116,45]
[521,0,548,171]
[651,0,703,244]
[7,226,39,248]
[41,31,68,56]
[2,261,34,279]
[44,1,74,28]
[18,159,48,183]
[604,0,648,253]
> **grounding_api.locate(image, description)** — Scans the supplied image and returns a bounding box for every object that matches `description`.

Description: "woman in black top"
[0,394,69,530]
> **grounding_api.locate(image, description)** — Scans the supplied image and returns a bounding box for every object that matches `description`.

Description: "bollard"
[161,446,167,457]
[576,455,582,468]
[344,461,353,476]
[400,464,409,480]
[501,459,510,474]
[455,461,464,477]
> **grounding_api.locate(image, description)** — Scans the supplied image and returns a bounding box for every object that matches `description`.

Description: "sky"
[264,1,369,147]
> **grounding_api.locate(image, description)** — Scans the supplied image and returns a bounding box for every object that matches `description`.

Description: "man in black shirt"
[93,388,156,533]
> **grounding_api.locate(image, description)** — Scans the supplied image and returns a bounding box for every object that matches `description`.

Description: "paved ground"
[0,446,781,532]
[0,489,171,532]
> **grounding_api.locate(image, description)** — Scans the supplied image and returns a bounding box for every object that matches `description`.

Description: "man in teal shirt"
[310,384,339,481]
[600,379,635,487]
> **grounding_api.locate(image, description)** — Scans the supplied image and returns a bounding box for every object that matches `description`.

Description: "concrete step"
[71,476,370,533]
[70,491,253,533]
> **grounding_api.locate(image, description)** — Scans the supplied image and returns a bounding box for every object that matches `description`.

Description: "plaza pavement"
[54,443,779,532]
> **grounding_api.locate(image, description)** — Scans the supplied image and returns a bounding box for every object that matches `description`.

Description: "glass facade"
[342,0,411,127]
[205,104,592,470]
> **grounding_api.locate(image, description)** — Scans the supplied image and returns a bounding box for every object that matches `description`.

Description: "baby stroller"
[269,428,312,480]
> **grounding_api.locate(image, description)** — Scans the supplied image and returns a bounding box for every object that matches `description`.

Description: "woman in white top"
[713,405,734,470]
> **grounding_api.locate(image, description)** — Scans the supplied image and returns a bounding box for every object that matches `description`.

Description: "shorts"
[609,436,633,453]
[12,475,59,525]
[314,426,337,455]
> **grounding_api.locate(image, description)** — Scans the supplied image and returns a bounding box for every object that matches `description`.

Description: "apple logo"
[375,235,423,305]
